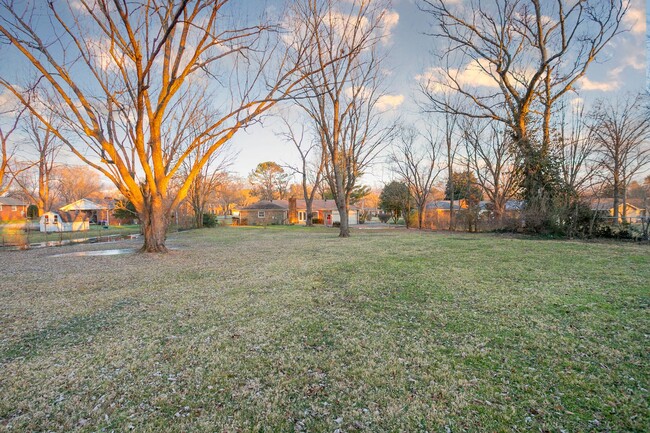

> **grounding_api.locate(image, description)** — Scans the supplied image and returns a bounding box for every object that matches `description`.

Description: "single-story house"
[40,211,90,232]
[423,199,526,229]
[238,198,359,226]
[591,199,646,223]
[59,198,113,224]
[288,198,359,226]
[238,201,288,226]
[422,200,465,229]
[0,196,28,222]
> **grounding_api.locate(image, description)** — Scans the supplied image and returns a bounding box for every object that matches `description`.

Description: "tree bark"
[336,188,350,238]
[139,195,169,253]
[338,202,350,237]
[306,200,313,227]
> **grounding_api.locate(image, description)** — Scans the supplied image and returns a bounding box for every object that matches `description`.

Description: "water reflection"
[51,248,136,257]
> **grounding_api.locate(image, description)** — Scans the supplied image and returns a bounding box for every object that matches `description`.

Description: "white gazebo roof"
[59,198,105,212]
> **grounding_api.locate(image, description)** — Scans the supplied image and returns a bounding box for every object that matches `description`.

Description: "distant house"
[60,198,113,224]
[238,201,288,226]
[238,198,359,226]
[422,200,465,229]
[591,199,646,223]
[0,197,28,222]
[423,199,526,229]
[289,198,359,226]
[39,211,90,232]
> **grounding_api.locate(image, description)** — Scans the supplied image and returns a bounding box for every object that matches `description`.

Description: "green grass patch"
[0,227,647,431]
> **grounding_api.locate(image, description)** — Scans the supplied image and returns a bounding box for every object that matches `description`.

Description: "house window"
[298,211,306,221]
[44,215,49,224]
[12,205,17,211]
[258,211,265,218]
[53,215,59,224]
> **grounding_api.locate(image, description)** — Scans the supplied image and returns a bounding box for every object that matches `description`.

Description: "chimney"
[288,196,297,224]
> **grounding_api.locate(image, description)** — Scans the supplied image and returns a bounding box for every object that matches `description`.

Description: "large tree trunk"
[139,195,169,253]
[338,201,350,238]
[306,199,313,227]
[336,188,350,237]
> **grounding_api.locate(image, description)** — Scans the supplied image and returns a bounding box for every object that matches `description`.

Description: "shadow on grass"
[1,298,139,363]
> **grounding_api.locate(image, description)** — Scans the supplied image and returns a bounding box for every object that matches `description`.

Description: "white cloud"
[378,10,399,45]
[377,94,404,110]
[569,97,584,107]
[416,59,500,93]
[579,77,619,92]
[623,5,646,34]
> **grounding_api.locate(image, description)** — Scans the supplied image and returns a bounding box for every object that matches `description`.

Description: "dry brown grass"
[1,226,648,431]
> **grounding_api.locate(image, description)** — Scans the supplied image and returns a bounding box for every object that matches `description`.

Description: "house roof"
[239,200,288,211]
[43,210,89,223]
[425,200,463,210]
[425,199,526,212]
[590,199,643,211]
[60,198,106,211]
[0,196,28,206]
[240,198,359,212]
[300,199,359,211]
[505,200,526,211]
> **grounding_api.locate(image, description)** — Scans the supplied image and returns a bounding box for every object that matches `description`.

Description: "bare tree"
[420,0,627,207]
[390,126,442,229]
[279,118,325,227]
[442,110,460,230]
[463,119,519,223]
[291,0,396,237]
[590,93,650,223]
[213,174,249,216]
[0,0,335,252]
[12,112,62,214]
[55,165,104,205]
[182,146,232,228]
[0,104,26,196]
[557,101,598,198]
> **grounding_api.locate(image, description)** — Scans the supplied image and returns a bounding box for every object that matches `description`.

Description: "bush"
[312,218,323,225]
[26,205,39,219]
[333,221,341,227]
[595,223,641,240]
[378,212,390,223]
[202,213,217,228]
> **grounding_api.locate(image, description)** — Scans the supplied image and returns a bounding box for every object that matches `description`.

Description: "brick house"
[238,198,359,226]
[238,201,288,225]
[0,197,28,222]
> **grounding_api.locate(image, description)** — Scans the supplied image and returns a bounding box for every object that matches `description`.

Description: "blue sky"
[1,0,647,188]
[230,0,648,187]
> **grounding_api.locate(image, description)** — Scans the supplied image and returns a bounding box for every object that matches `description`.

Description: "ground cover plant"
[0,227,648,431]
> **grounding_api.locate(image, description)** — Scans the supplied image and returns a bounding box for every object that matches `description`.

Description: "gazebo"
[59,198,113,225]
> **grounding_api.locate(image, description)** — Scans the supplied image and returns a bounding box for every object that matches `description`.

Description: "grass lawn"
[0,226,648,432]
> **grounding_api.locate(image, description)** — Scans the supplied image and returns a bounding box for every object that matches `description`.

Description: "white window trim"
[258,211,265,218]
[11,205,17,211]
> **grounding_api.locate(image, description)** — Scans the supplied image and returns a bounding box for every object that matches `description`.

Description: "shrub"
[202,213,217,228]
[378,212,390,223]
[312,218,323,225]
[333,221,341,227]
[26,205,39,219]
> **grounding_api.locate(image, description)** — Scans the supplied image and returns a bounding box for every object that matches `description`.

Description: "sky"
[0,0,648,190]
[228,0,649,188]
